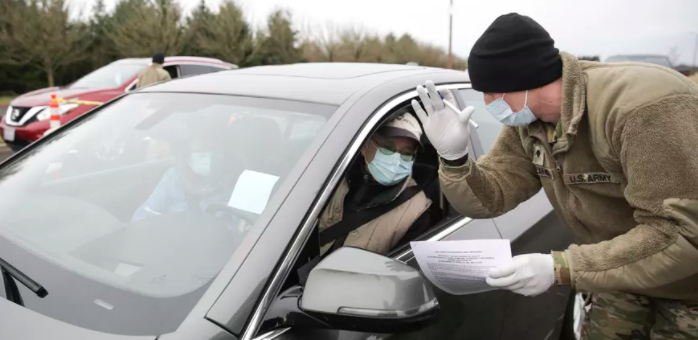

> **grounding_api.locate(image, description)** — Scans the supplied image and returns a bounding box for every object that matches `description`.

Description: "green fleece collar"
[525,53,587,154]
[555,52,587,153]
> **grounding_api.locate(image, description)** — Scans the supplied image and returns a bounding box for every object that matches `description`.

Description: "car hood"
[0,298,155,340]
[11,87,110,107]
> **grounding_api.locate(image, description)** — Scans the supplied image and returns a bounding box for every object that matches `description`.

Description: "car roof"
[115,56,236,67]
[139,63,470,106]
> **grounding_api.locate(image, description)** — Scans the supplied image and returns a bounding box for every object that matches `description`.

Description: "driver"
[319,112,433,255]
[131,118,247,232]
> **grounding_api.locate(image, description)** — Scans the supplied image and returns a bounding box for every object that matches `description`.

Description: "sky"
[68,0,698,66]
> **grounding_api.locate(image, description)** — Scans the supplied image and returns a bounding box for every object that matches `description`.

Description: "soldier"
[412,13,698,339]
[136,52,171,89]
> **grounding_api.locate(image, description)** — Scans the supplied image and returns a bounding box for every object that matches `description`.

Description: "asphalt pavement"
[0,146,11,162]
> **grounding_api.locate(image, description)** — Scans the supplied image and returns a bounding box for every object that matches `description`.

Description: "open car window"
[0,92,335,336]
[458,88,503,155]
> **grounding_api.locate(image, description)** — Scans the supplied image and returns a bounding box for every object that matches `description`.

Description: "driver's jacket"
[440,52,698,300]
[319,175,431,256]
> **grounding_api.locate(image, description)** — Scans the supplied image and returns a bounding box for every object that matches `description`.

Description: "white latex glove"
[486,254,555,297]
[411,80,475,160]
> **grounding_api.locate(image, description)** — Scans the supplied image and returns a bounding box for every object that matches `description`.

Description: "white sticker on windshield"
[228,170,280,214]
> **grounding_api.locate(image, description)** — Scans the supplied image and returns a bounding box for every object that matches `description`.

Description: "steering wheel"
[205,203,258,226]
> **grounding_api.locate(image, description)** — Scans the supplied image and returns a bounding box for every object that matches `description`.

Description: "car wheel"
[561,291,590,340]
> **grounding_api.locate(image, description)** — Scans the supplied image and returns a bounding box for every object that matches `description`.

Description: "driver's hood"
[0,298,155,340]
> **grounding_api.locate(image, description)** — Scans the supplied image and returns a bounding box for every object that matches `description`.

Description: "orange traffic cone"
[49,94,60,129]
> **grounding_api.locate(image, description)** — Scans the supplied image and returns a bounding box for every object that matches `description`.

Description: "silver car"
[0,63,578,340]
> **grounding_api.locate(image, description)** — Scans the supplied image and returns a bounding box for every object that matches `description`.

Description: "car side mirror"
[299,247,439,333]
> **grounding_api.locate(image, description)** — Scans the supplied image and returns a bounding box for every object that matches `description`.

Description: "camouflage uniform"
[582,292,698,340]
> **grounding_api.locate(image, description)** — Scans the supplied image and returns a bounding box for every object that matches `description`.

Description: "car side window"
[208,66,227,73]
[180,64,221,77]
[458,89,502,155]
[316,104,453,255]
[163,65,179,79]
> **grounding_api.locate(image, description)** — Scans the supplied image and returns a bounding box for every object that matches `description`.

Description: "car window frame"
[244,83,476,340]
[179,64,229,77]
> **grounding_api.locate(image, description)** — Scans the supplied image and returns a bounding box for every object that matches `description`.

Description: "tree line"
[0,0,467,95]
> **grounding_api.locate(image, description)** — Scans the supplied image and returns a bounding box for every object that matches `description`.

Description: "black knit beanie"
[152,52,165,65]
[468,13,562,93]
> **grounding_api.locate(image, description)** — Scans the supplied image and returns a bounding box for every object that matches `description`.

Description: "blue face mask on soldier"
[367,148,414,186]
[486,91,537,127]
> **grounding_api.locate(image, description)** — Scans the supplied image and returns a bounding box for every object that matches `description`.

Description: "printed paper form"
[410,239,512,295]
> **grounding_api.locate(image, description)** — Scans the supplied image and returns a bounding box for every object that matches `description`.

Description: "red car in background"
[1,56,236,152]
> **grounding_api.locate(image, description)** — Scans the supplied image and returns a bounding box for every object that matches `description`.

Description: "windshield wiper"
[0,257,48,306]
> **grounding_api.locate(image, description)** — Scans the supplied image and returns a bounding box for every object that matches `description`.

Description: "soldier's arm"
[440,125,541,218]
[559,96,698,294]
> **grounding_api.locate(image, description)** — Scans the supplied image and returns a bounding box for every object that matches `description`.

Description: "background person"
[136,52,171,89]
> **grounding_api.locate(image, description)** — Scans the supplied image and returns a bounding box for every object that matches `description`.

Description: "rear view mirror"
[299,247,439,333]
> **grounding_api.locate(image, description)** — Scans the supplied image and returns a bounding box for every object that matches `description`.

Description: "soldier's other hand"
[486,253,555,297]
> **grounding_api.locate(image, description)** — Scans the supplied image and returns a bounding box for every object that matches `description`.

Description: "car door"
[252,85,507,340]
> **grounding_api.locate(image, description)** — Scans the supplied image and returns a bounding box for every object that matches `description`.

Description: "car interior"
[312,97,460,255]
[163,65,179,79]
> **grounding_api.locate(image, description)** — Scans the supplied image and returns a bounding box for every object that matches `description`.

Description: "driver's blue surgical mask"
[486,91,538,126]
[367,148,414,186]
[189,152,213,176]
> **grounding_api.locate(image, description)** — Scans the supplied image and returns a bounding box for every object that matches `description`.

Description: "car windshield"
[605,55,672,67]
[69,62,146,89]
[0,93,334,335]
